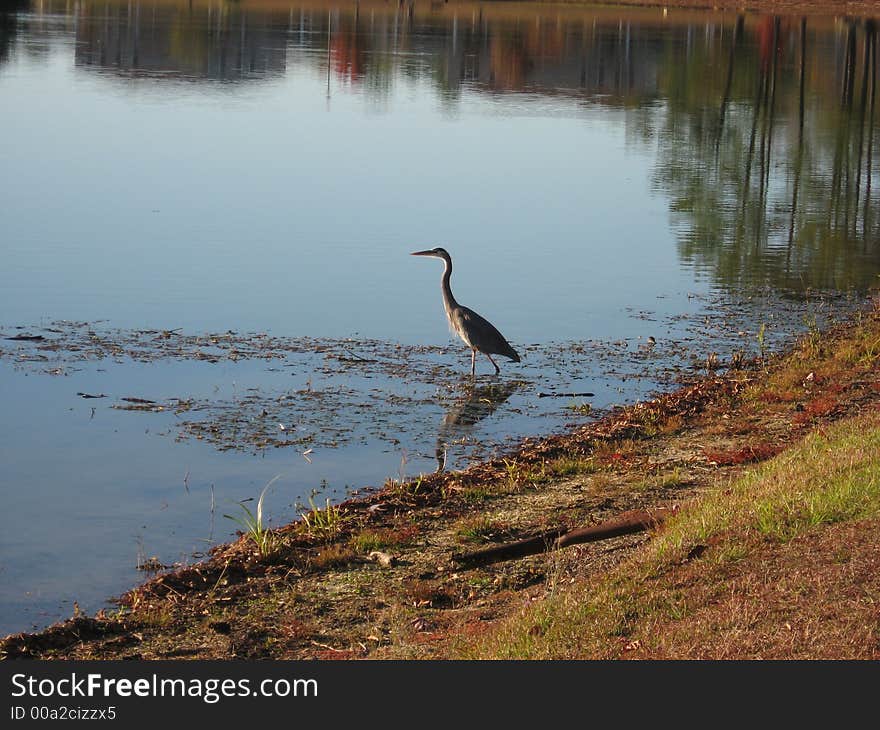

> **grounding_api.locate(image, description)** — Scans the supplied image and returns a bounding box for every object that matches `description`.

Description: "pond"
[1,0,879,636]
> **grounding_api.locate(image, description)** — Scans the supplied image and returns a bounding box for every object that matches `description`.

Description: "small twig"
[538,391,595,398]
[310,640,346,652]
[208,484,216,542]
[207,561,229,597]
[338,349,377,363]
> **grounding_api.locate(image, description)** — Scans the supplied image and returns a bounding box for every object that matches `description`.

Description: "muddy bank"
[2,298,878,660]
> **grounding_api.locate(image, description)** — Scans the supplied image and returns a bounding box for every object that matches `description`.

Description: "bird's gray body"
[411,247,520,376]
[449,305,519,362]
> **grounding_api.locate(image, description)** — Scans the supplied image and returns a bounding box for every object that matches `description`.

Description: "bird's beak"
[410,249,435,257]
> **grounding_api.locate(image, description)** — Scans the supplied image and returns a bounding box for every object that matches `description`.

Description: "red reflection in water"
[332,27,366,83]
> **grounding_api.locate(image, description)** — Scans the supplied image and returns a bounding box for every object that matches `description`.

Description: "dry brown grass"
[633,518,880,659]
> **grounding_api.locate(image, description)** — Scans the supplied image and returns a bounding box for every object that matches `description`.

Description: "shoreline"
[3,297,878,659]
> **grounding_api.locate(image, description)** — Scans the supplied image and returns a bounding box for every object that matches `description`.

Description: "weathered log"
[553,508,673,549]
[452,507,674,568]
[452,527,569,567]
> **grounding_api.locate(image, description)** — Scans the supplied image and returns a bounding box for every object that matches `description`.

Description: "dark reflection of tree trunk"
[788,18,807,262]
[757,69,768,214]
[865,20,877,238]
[716,15,743,160]
[740,63,766,227]
[326,9,331,94]
[830,125,846,230]
[842,22,854,234]
[758,18,780,246]
[830,25,851,230]
[843,21,857,109]
[765,18,780,194]
[853,22,872,235]
[0,2,29,68]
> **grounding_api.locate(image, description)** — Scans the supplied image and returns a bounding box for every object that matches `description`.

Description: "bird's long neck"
[440,254,458,316]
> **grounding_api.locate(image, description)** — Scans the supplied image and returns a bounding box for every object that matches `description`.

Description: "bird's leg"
[486,353,500,374]
[471,349,477,377]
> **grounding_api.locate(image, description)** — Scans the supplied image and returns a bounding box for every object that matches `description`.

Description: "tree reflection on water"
[652,15,880,292]
[4,1,880,293]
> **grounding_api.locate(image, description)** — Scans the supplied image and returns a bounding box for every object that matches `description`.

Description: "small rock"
[367,551,395,568]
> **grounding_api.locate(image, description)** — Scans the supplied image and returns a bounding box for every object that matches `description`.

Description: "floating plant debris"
[0,289,860,469]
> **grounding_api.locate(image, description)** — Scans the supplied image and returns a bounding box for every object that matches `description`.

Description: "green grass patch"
[224,476,281,557]
[629,468,689,492]
[454,409,880,659]
[501,459,537,491]
[349,524,418,554]
[657,417,880,558]
[460,484,497,504]
[299,496,352,541]
[454,515,509,544]
[383,476,424,500]
[543,456,597,479]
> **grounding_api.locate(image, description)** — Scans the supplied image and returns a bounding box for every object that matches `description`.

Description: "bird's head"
[411,247,450,261]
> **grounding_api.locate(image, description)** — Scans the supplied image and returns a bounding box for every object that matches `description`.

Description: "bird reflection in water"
[435,380,522,473]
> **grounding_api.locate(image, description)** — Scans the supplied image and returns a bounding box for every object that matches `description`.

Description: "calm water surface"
[1,0,879,635]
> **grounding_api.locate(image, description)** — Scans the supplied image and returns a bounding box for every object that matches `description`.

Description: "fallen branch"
[452,507,675,567]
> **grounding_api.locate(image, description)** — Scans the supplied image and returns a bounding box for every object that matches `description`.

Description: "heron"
[411,247,520,376]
